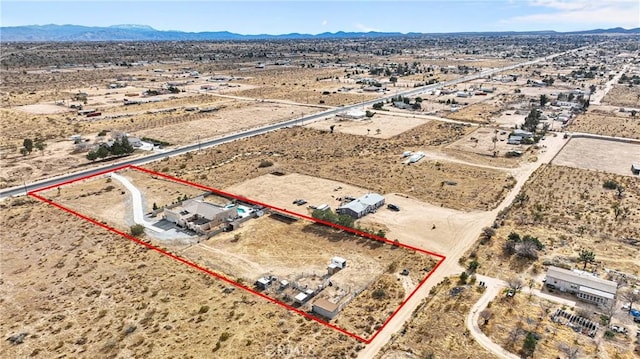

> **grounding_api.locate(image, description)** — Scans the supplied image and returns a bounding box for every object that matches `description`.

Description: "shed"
[294,292,309,305]
[632,163,640,175]
[255,277,271,290]
[331,256,347,269]
[312,298,340,320]
[328,263,341,275]
[507,136,523,145]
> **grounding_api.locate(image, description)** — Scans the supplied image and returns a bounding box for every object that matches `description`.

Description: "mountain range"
[1,24,639,42]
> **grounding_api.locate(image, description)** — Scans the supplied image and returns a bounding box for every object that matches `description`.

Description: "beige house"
[164,198,236,233]
[544,266,618,307]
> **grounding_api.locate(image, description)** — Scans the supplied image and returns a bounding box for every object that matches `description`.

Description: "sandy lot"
[467,164,640,280]
[226,173,497,257]
[17,103,73,115]
[305,112,428,139]
[553,137,640,176]
[567,111,639,140]
[602,85,640,108]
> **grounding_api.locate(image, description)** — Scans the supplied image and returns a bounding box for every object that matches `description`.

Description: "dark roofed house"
[544,266,618,307]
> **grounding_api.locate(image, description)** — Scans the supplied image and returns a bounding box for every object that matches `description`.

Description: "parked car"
[634,316,640,323]
[292,199,307,205]
[387,204,400,211]
[400,269,409,276]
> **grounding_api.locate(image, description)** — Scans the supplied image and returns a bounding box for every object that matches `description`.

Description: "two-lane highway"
[0,44,593,200]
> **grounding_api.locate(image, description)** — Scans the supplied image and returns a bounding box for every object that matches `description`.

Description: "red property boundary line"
[29,164,446,344]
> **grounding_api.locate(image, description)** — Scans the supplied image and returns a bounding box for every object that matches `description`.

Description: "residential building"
[164,197,236,233]
[312,298,340,319]
[336,193,385,219]
[544,266,618,307]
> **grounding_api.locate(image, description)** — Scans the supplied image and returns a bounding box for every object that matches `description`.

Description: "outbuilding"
[312,298,340,320]
[632,163,640,175]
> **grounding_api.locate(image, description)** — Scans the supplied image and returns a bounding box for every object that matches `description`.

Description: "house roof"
[182,199,230,220]
[359,193,384,207]
[313,298,339,313]
[338,200,368,214]
[580,285,615,300]
[546,266,617,295]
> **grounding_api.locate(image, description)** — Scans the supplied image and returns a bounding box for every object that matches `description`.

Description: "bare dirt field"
[602,85,640,108]
[464,165,640,281]
[377,277,494,359]
[553,137,640,176]
[17,104,73,115]
[567,111,640,140]
[306,112,428,139]
[446,126,534,165]
[226,173,494,256]
[145,126,511,212]
[0,198,365,358]
[445,102,503,124]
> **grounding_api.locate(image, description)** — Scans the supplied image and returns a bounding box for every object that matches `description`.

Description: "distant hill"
[1,24,639,42]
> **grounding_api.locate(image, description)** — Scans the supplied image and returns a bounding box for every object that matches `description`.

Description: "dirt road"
[358,134,569,358]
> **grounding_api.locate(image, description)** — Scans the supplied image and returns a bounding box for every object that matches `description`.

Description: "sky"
[2,0,639,34]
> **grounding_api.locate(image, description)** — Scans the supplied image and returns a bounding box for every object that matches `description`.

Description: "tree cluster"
[20,138,47,156]
[503,232,543,260]
[86,137,134,161]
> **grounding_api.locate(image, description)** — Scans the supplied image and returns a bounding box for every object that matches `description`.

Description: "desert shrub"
[198,305,210,314]
[130,224,145,236]
[258,160,273,168]
[603,180,619,190]
[372,288,386,300]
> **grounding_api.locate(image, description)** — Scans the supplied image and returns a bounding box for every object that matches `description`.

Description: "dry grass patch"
[445,102,503,124]
[602,85,640,108]
[147,126,512,211]
[377,277,493,359]
[0,197,365,358]
[464,165,640,279]
[567,111,640,139]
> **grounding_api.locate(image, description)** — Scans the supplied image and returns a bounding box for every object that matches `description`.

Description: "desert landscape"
[2,14,640,359]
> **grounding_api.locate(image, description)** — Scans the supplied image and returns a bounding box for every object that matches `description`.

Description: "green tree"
[578,249,595,270]
[539,94,548,107]
[96,146,110,159]
[389,76,397,85]
[34,139,46,155]
[22,138,33,154]
[522,109,540,132]
[86,150,99,161]
[522,332,538,357]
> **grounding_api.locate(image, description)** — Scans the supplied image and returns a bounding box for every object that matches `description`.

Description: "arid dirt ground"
[481,292,638,359]
[377,277,494,359]
[602,85,640,108]
[0,197,366,358]
[552,137,640,177]
[567,111,640,140]
[464,164,640,280]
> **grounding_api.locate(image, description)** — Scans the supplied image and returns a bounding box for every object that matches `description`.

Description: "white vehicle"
[610,325,627,334]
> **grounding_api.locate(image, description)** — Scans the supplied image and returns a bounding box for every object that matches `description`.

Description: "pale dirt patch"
[305,112,428,139]
[553,137,640,176]
[16,103,73,115]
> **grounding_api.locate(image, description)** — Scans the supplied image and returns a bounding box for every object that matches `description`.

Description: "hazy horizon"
[2,0,639,35]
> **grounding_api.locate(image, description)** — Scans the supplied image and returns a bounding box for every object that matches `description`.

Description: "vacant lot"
[0,197,364,358]
[377,278,494,359]
[465,165,640,280]
[306,112,428,139]
[553,137,640,176]
[446,102,503,124]
[567,111,639,140]
[146,126,511,212]
[602,85,640,108]
[482,293,637,358]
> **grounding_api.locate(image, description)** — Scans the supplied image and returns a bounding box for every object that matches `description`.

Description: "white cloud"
[502,0,640,28]
[354,23,380,32]
[321,20,328,26]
